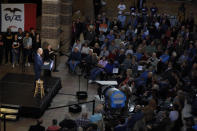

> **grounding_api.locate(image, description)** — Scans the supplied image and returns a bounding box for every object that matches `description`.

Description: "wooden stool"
[34,80,45,98]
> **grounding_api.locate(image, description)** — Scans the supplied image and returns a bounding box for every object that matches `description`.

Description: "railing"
[47,100,96,115]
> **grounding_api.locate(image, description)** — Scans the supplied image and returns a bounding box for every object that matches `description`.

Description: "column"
[60,0,72,54]
[73,0,94,20]
[41,0,60,49]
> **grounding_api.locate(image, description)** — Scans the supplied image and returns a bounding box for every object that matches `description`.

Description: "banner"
[0,4,37,32]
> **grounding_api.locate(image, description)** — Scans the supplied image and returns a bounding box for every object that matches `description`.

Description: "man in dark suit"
[34,48,43,81]
[29,119,45,131]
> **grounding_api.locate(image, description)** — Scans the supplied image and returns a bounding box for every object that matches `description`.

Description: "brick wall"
[41,0,61,49]
[73,0,94,20]
[41,0,95,53]
[59,0,72,54]
[41,0,74,54]
[42,16,60,27]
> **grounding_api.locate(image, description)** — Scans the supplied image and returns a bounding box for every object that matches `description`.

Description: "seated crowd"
[66,2,197,131]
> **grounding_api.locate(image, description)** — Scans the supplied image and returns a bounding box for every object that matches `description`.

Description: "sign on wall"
[0,4,37,32]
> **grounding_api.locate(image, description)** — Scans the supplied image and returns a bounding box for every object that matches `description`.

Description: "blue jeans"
[143,15,147,22]
[12,48,19,64]
[69,60,80,72]
[90,67,104,80]
[23,48,32,64]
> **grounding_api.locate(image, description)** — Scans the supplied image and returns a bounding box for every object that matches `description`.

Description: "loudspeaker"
[76,91,88,100]
[69,104,82,113]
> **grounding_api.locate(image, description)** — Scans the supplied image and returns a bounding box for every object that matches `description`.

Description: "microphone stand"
[76,70,88,100]
[51,49,59,72]
[53,54,59,72]
[77,70,82,93]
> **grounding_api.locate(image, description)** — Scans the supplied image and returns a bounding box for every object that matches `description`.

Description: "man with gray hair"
[68,47,81,73]
[34,48,43,81]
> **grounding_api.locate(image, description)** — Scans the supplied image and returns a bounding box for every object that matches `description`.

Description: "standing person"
[118,11,126,28]
[30,28,36,43]
[141,3,148,22]
[23,32,32,67]
[117,1,126,12]
[71,21,77,46]
[30,28,36,62]
[0,34,4,65]
[178,3,186,23]
[150,2,158,16]
[17,28,24,64]
[137,0,146,10]
[94,0,101,18]
[34,48,43,81]
[43,44,54,77]
[11,34,20,68]
[5,28,13,64]
[75,18,83,40]
[32,33,41,54]
[43,43,53,62]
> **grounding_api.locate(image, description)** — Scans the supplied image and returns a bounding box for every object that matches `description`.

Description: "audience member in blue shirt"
[68,47,81,72]
[160,50,170,63]
[118,12,126,28]
[134,52,143,61]
[135,71,153,87]
[106,30,115,42]
[90,113,102,123]
[104,59,114,74]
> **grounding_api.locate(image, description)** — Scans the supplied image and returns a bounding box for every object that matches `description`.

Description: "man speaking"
[34,48,43,81]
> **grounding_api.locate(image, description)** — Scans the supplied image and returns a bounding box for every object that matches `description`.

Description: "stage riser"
[0,73,62,118]
[20,81,62,118]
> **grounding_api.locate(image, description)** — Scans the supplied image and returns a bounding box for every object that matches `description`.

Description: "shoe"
[88,80,92,84]
[12,64,15,68]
